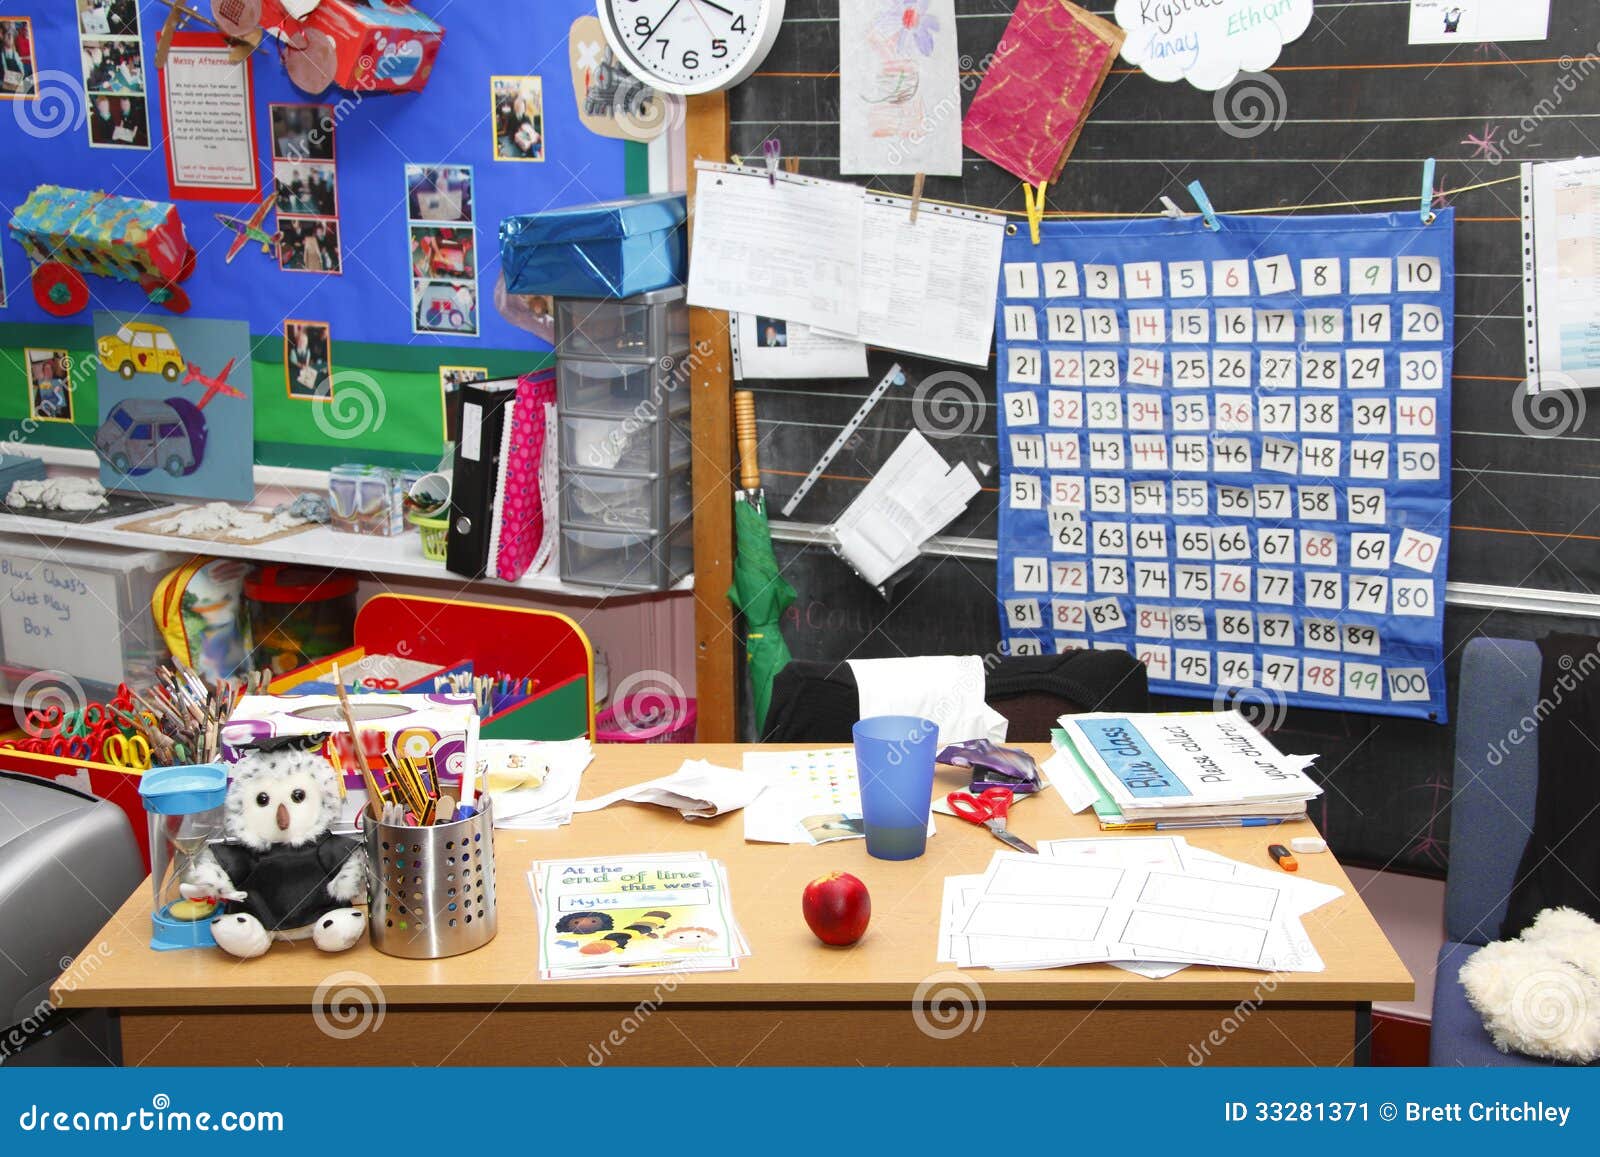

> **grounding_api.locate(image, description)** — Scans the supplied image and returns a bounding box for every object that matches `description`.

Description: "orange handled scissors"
[946,787,1037,854]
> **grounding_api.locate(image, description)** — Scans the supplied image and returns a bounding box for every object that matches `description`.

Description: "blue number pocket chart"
[994,210,1454,722]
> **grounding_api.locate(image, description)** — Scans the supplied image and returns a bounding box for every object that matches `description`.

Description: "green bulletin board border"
[0,321,553,472]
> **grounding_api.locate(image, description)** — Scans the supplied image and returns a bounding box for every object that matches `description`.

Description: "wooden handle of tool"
[734,390,760,491]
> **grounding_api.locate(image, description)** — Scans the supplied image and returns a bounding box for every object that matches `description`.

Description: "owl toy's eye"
[290,788,307,803]
[255,792,271,807]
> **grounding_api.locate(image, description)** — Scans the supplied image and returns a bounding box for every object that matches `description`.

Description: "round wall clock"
[597,0,786,97]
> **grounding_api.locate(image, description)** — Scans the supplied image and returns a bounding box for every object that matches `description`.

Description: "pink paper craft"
[493,369,557,582]
[962,0,1125,187]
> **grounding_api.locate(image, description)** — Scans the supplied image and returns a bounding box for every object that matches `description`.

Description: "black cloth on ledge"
[761,649,1149,744]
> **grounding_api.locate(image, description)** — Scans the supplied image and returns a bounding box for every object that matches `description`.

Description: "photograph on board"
[756,317,789,348]
[439,366,488,439]
[279,218,341,274]
[412,279,478,337]
[26,349,73,422]
[81,37,143,94]
[273,160,337,216]
[77,0,138,38]
[88,93,147,148]
[284,320,332,398]
[270,102,335,161]
[410,225,476,282]
[491,75,544,161]
[1,17,38,98]
[406,163,473,223]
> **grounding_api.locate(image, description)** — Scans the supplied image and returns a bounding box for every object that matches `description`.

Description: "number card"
[995,211,1455,722]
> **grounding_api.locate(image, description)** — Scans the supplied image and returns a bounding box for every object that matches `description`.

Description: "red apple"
[802,872,871,946]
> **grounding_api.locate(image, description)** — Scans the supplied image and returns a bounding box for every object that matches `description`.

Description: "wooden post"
[686,91,736,741]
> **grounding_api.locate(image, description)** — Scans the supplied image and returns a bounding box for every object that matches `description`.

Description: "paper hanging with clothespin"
[689,164,1004,366]
[963,0,1124,186]
[838,0,963,177]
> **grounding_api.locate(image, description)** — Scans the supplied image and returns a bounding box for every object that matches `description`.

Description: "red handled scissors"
[23,705,65,738]
[946,787,1037,854]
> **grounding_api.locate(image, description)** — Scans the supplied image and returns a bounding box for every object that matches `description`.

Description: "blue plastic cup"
[853,715,939,860]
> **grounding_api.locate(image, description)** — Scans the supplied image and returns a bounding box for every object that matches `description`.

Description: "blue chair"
[1430,637,1562,1065]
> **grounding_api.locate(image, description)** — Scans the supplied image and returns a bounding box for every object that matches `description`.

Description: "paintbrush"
[331,663,382,817]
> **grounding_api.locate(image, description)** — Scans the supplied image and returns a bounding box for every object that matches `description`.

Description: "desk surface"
[57,744,1413,1009]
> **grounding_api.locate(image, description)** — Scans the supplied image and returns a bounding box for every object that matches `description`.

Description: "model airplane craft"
[183,357,247,409]
[215,193,278,263]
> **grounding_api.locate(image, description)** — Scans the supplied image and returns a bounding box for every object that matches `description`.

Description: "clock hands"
[695,0,737,16]
[642,0,683,43]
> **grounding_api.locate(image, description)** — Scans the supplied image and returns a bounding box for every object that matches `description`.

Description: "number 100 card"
[995,211,1454,722]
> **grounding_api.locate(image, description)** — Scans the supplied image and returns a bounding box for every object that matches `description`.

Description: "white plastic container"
[0,535,181,696]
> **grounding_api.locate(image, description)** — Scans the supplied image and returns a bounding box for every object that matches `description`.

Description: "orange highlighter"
[1268,844,1299,872]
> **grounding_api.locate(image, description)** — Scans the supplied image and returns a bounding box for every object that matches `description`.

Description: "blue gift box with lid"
[500,193,686,299]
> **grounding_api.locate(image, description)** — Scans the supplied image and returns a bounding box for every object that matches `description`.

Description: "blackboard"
[731,0,1600,873]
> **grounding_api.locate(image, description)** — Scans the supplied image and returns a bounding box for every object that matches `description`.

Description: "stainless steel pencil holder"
[365,799,497,959]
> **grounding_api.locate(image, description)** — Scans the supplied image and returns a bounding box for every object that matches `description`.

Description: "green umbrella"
[729,496,795,731]
[728,392,795,732]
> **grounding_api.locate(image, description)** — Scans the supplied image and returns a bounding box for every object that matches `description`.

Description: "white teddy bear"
[1459,907,1600,1065]
[184,744,369,959]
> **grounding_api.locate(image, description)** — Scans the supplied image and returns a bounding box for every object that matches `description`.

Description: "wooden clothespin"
[763,139,782,186]
[910,172,926,225]
[1186,179,1223,231]
[1022,181,1048,245]
[1420,157,1438,225]
[783,157,800,174]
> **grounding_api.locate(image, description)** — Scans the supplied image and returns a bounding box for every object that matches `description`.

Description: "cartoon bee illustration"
[559,909,673,954]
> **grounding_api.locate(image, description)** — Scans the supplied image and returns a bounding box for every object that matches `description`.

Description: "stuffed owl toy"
[183,744,369,959]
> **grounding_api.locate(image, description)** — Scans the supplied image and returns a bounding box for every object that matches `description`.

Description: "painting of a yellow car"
[97,322,185,381]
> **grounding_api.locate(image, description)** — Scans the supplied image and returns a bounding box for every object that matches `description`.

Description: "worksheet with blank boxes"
[994,212,1454,722]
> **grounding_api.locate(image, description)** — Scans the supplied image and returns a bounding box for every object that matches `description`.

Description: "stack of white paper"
[482,738,593,830]
[529,852,750,980]
[938,837,1342,976]
[832,430,980,586]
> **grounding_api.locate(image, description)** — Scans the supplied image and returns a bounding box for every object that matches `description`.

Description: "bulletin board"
[719,0,1600,873]
[995,211,1455,723]
[0,0,634,468]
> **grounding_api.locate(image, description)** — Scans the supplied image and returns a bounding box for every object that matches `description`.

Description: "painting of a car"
[97,321,186,381]
[95,397,208,477]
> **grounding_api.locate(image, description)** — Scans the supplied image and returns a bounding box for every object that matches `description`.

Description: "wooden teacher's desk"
[57,744,1412,1066]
